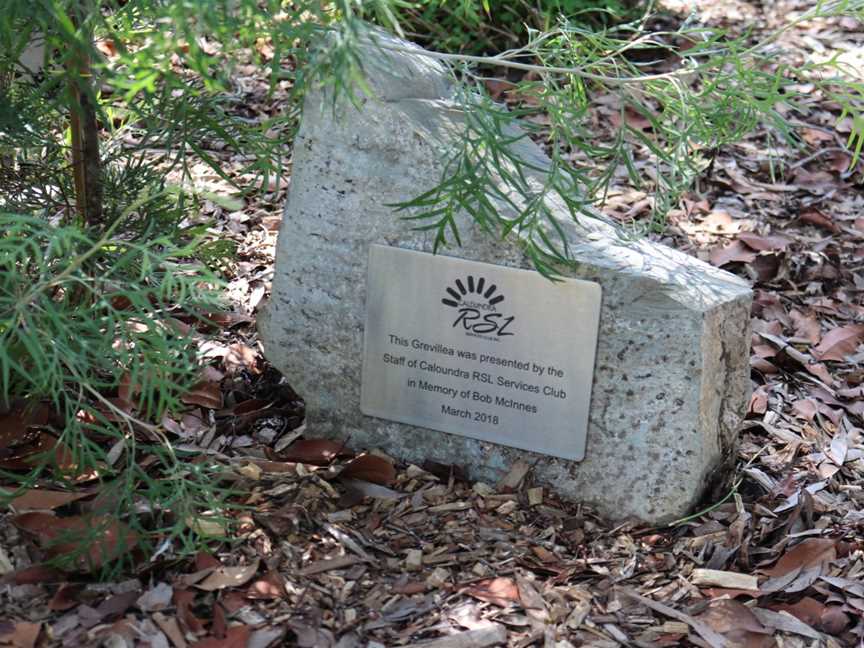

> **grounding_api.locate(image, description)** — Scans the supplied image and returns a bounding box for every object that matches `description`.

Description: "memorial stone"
[260,30,753,524]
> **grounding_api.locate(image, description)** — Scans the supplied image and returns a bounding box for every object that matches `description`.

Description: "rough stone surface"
[260,31,753,524]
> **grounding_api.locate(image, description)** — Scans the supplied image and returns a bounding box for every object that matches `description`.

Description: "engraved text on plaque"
[360,245,602,461]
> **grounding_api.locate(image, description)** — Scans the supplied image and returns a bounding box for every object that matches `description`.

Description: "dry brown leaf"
[7,489,90,511]
[701,211,741,234]
[813,324,864,361]
[820,606,851,635]
[151,612,187,648]
[181,411,208,436]
[751,357,778,374]
[232,398,270,416]
[195,552,222,571]
[737,232,791,252]
[181,380,223,409]
[173,589,205,634]
[194,559,260,591]
[0,402,50,446]
[3,564,64,585]
[340,477,404,501]
[801,127,835,145]
[108,294,132,311]
[792,399,818,421]
[792,168,837,191]
[280,438,345,464]
[698,599,768,634]
[710,240,758,267]
[94,591,140,622]
[212,600,228,638]
[12,512,138,571]
[340,454,396,485]
[790,310,821,345]
[799,209,840,232]
[0,408,67,472]
[750,254,781,282]
[763,538,837,578]
[203,364,226,381]
[531,545,558,563]
[465,577,521,607]
[608,106,654,131]
[748,386,769,416]
[697,599,773,647]
[0,622,41,648]
[117,372,141,403]
[198,311,254,330]
[484,79,515,100]
[804,362,834,385]
[48,584,82,612]
[770,596,824,626]
[192,625,250,648]
[826,430,848,465]
[245,571,286,599]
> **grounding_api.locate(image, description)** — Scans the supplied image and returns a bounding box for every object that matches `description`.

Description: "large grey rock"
[260,31,752,524]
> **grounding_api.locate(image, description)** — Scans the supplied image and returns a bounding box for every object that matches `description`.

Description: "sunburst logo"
[441,275,515,338]
[441,276,504,309]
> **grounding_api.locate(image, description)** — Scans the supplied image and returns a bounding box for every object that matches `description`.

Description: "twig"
[377,42,693,84]
[74,375,177,462]
[789,146,849,170]
[374,0,864,85]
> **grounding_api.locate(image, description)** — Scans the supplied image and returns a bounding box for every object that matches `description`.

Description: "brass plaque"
[360,245,601,461]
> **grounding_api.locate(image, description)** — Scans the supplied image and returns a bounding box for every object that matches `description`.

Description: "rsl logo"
[441,275,515,338]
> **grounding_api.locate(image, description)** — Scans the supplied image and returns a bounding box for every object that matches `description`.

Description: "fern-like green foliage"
[387,2,864,271]
[380,0,639,54]
[0,0,336,573]
[0,214,211,417]
[0,212,230,572]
